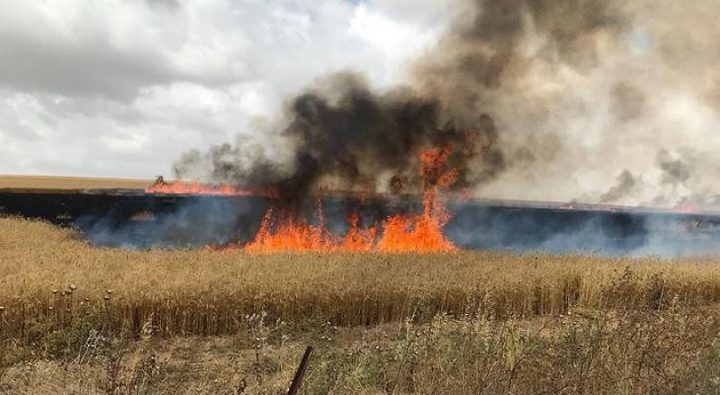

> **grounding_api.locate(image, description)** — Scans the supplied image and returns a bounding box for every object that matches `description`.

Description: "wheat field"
[3,216,720,338]
[4,216,720,393]
[0,175,151,191]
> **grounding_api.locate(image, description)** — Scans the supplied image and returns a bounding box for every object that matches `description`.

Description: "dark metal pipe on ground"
[288,346,314,395]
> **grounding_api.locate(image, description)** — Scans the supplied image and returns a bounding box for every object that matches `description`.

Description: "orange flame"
[244,207,338,253]
[146,180,274,197]
[674,202,701,214]
[341,213,377,252]
[243,147,458,254]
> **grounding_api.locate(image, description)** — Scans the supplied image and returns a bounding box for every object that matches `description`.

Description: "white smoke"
[469,0,720,209]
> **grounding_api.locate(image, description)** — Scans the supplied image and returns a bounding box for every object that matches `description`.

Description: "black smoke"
[173,0,625,202]
[174,73,503,201]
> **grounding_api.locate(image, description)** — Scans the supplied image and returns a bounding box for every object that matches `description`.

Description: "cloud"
[0,0,447,177]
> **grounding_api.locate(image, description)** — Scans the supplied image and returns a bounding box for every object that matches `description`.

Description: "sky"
[0,0,453,178]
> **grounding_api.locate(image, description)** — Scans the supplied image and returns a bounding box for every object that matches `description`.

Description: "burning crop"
[245,146,459,253]
[153,146,461,253]
[146,180,247,196]
[146,178,275,198]
[245,148,458,253]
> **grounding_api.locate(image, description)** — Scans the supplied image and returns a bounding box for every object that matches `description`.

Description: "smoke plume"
[174,0,720,209]
[598,170,638,204]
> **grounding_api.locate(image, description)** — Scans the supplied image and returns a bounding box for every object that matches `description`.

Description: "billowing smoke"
[173,73,502,201]
[598,170,638,204]
[172,74,504,202]
[174,0,720,209]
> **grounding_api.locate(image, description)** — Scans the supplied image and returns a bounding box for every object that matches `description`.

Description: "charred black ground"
[3,190,720,257]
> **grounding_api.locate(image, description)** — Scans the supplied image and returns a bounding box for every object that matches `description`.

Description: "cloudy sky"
[0,0,454,178]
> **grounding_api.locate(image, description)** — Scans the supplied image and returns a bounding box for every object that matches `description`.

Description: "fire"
[244,147,458,254]
[245,207,337,253]
[674,202,701,214]
[146,178,274,197]
[341,213,377,252]
[375,191,454,253]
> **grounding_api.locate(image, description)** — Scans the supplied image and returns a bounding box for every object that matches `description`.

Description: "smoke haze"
[175,0,720,209]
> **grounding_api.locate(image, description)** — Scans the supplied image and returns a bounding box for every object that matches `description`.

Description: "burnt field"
[2,189,720,255]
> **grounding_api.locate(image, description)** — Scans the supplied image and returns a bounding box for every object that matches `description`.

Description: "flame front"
[244,207,337,253]
[147,148,459,253]
[244,147,458,254]
[146,179,275,197]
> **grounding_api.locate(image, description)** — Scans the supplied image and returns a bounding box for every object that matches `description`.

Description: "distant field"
[0,175,152,190]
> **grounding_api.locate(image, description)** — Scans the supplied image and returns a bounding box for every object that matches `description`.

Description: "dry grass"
[3,310,720,394]
[4,217,720,393]
[0,175,151,191]
[2,216,720,340]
